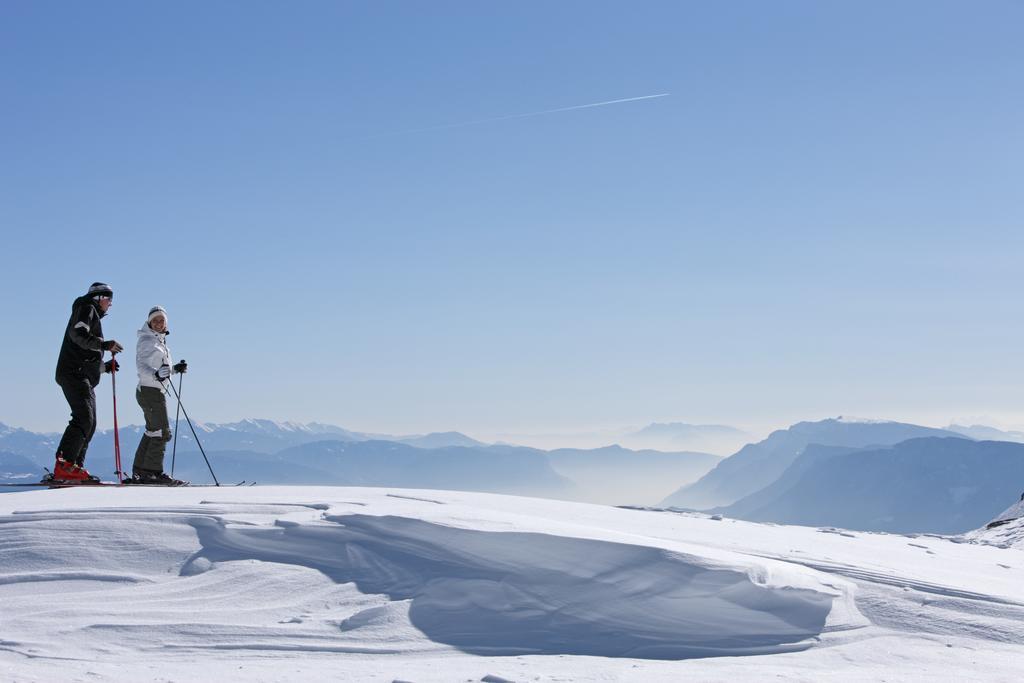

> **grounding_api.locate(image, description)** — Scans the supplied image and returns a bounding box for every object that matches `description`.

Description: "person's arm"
[68,303,122,353]
[68,304,105,351]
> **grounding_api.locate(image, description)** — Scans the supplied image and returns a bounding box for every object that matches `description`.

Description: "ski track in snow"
[0,487,1023,682]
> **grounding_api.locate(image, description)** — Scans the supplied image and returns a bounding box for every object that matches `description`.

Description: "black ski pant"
[133,386,171,474]
[55,375,97,467]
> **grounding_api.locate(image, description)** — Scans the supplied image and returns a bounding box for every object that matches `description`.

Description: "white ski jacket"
[135,324,175,390]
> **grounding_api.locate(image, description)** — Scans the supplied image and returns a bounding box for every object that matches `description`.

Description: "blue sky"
[2,1,1022,439]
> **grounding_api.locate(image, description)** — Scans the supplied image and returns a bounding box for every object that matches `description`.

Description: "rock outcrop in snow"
[967,496,1024,549]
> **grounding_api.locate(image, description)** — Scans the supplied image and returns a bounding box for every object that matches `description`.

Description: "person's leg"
[133,387,152,474]
[135,387,170,474]
[75,384,97,467]
[55,377,96,466]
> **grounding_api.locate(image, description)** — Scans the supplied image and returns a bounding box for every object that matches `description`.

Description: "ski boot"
[51,459,101,484]
[126,469,187,486]
[152,471,188,487]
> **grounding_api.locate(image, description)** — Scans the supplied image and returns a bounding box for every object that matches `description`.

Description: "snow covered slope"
[2,487,1023,681]
[968,498,1024,550]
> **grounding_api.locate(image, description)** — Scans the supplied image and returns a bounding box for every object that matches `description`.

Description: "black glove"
[102,340,124,353]
[103,359,119,373]
[173,360,188,374]
[155,365,171,381]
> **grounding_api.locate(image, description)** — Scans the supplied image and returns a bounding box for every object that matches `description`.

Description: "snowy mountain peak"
[187,418,357,437]
[833,415,893,425]
[232,418,308,432]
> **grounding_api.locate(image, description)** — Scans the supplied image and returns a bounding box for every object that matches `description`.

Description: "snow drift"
[2,487,1023,682]
[189,513,833,658]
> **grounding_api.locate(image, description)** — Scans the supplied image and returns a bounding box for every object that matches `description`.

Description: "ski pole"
[170,367,183,477]
[161,378,219,486]
[111,351,123,483]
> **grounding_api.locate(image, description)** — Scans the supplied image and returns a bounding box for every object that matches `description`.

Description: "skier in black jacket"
[53,282,124,482]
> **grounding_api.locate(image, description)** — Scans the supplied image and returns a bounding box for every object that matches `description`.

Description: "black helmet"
[87,282,113,299]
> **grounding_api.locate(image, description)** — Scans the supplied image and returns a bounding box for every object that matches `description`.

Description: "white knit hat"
[147,306,168,325]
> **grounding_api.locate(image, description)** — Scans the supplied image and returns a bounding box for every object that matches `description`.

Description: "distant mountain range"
[0,420,719,506]
[650,416,1024,534]
[182,418,491,451]
[491,422,752,453]
[172,440,573,496]
[660,417,960,510]
[711,437,1024,534]
[8,416,1024,534]
[946,424,1024,443]
[619,422,750,455]
[0,418,489,461]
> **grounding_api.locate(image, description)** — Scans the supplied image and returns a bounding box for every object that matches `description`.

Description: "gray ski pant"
[134,386,171,473]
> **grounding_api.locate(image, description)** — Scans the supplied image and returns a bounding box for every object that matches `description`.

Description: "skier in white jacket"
[131,306,187,485]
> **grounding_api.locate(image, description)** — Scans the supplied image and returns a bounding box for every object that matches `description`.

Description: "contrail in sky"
[362,92,670,139]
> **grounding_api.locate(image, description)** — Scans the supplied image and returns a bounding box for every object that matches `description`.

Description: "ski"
[0,480,250,488]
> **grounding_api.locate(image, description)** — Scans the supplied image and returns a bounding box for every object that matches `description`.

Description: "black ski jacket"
[55,295,108,386]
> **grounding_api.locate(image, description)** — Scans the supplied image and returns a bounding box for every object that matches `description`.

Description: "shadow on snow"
[183,514,832,660]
